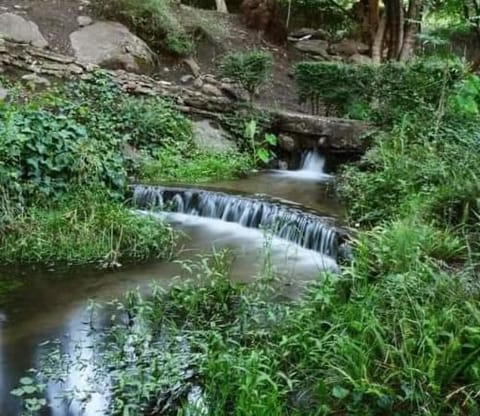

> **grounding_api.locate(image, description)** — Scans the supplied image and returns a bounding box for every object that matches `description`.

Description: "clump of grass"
[0,188,175,268]
[138,140,253,184]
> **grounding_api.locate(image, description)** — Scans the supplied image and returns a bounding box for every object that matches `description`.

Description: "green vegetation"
[0,72,253,271]
[294,59,466,120]
[16,57,479,415]
[0,189,174,267]
[219,49,273,102]
[92,0,195,56]
[139,143,252,184]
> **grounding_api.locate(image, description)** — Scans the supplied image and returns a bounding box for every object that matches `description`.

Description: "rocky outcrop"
[329,39,369,56]
[290,29,371,64]
[273,109,372,153]
[0,39,373,154]
[70,22,157,74]
[0,13,48,48]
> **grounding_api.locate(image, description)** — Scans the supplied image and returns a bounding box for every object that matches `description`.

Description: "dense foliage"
[294,59,467,121]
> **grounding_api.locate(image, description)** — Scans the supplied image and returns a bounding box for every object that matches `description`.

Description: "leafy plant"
[11,376,47,416]
[244,119,277,165]
[219,50,273,103]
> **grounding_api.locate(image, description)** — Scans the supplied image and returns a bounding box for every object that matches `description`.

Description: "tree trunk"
[372,14,386,63]
[386,0,403,59]
[369,0,379,45]
[399,0,422,61]
[215,0,228,13]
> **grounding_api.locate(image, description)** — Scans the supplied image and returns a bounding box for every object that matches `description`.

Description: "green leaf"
[20,377,34,385]
[256,148,270,163]
[332,385,350,399]
[264,133,277,146]
[10,388,24,397]
[22,385,37,394]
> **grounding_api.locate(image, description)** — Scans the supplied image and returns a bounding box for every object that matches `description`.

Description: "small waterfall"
[301,150,326,173]
[276,150,331,181]
[133,185,339,257]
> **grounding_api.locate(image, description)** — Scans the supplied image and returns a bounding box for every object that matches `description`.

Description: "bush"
[92,0,195,56]
[294,58,467,123]
[0,98,126,202]
[116,96,193,150]
[219,49,273,101]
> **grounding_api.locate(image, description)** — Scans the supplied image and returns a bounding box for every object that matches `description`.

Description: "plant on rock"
[219,49,273,103]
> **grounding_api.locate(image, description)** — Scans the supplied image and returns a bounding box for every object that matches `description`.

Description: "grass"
[0,188,175,268]
[138,143,253,184]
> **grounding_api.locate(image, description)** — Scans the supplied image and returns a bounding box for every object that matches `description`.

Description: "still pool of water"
[0,161,342,414]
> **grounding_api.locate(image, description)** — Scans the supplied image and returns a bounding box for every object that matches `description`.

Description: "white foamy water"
[274,150,331,181]
[139,210,339,278]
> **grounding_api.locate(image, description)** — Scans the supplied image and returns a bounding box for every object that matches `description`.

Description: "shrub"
[219,49,273,102]
[116,96,193,150]
[92,0,195,56]
[0,101,126,202]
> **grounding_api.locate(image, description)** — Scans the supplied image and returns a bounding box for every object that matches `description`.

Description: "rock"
[290,28,316,39]
[193,78,204,89]
[289,28,330,41]
[348,53,373,65]
[0,13,48,48]
[0,87,8,101]
[317,136,328,147]
[201,83,223,97]
[278,160,288,170]
[77,15,93,27]
[181,74,194,84]
[21,73,51,85]
[70,22,157,74]
[278,134,296,152]
[294,40,329,58]
[192,119,237,152]
[329,39,369,56]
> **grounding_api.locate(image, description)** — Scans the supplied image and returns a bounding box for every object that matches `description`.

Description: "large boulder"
[329,39,369,56]
[70,22,157,74]
[192,119,237,153]
[348,53,373,65]
[294,39,329,58]
[0,13,48,48]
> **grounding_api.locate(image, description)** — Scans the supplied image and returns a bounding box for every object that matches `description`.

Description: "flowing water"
[0,151,342,415]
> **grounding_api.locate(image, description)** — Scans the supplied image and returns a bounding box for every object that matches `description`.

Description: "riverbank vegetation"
[0,72,253,274]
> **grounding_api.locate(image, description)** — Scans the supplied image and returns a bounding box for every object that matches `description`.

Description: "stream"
[0,151,343,415]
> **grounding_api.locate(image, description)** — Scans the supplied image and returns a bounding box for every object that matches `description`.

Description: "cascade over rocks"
[132,185,340,257]
[0,13,48,48]
[70,22,157,74]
